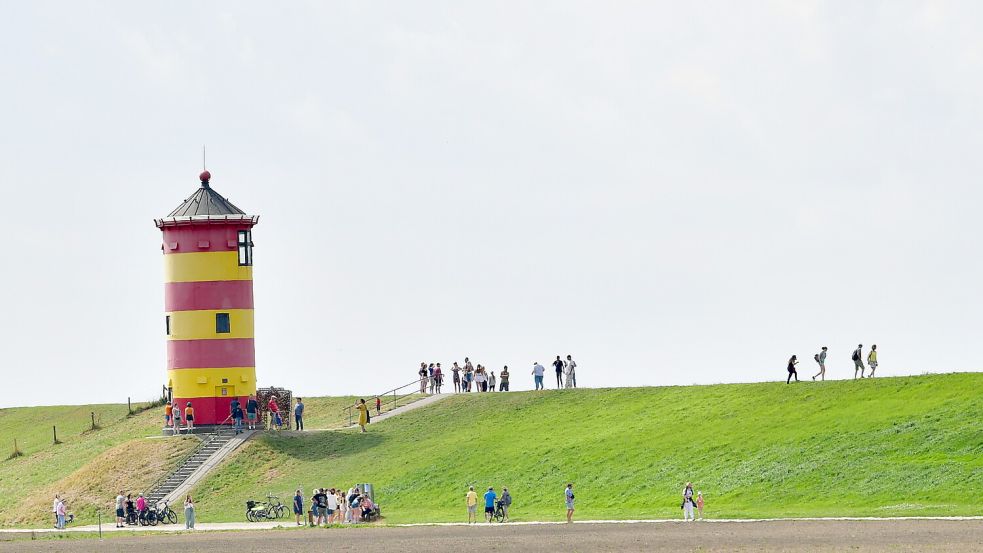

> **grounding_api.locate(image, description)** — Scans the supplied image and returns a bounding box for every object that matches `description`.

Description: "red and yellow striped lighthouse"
[155,170,258,426]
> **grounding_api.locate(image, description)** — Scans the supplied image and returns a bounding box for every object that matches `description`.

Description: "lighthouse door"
[215,386,235,424]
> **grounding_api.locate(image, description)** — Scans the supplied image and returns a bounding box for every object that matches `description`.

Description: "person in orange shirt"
[184,402,195,431]
[164,403,173,430]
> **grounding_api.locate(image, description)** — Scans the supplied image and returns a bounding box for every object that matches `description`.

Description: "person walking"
[115,491,126,528]
[294,397,304,431]
[565,483,575,523]
[419,363,428,393]
[868,345,878,377]
[853,344,866,379]
[452,362,462,393]
[246,395,258,430]
[682,483,696,521]
[184,495,196,530]
[564,355,577,388]
[697,491,705,520]
[375,397,382,415]
[553,356,564,388]
[500,366,510,391]
[484,487,497,523]
[356,399,369,432]
[55,497,66,530]
[501,487,512,522]
[532,362,545,390]
[184,402,195,431]
[488,371,497,392]
[466,486,478,524]
[812,346,828,381]
[786,355,799,384]
[293,489,304,526]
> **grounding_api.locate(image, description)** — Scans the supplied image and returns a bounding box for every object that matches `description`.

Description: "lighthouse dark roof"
[166,170,247,217]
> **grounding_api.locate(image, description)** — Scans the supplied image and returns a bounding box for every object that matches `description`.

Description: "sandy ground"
[3,520,983,552]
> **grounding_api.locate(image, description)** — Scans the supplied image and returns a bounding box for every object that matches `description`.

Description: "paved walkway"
[343,393,449,428]
[5,515,983,535]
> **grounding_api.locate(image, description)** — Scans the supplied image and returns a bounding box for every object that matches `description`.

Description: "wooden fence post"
[127,397,132,415]
[52,426,59,445]
[91,412,96,430]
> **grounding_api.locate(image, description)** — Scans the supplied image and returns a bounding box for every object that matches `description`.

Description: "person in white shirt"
[812,346,827,381]
[52,494,59,529]
[326,488,339,523]
[531,362,545,390]
[564,355,577,388]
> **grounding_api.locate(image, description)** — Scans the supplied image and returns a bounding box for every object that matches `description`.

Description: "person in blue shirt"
[483,487,497,523]
[293,489,304,526]
[294,398,305,431]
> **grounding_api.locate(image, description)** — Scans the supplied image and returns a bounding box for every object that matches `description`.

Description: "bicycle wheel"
[166,509,177,524]
[246,509,256,522]
[275,505,286,518]
[149,512,159,526]
[494,508,504,523]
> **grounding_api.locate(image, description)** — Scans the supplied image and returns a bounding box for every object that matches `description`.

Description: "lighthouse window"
[237,230,253,266]
[165,315,171,336]
[216,313,231,334]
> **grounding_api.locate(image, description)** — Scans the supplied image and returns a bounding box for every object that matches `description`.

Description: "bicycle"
[151,500,177,525]
[493,500,507,523]
[245,494,286,522]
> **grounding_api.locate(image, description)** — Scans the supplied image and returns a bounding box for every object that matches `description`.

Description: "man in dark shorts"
[553,356,564,388]
[483,487,497,523]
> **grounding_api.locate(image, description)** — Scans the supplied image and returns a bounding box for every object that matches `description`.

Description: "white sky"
[2,1,982,407]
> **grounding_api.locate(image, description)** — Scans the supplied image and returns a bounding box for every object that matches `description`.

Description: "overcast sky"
[2,1,981,408]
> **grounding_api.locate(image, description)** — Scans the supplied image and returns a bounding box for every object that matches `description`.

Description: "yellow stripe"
[164,251,253,283]
[166,309,254,340]
[167,367,257,399]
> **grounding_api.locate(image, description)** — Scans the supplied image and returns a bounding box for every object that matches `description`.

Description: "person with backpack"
[812,346,828,381]
[553,356,564,388]
[500,487,512,522]
[868,345,878,377]
[853,344,866,379]
[565,483,575,523]
[786,355,799,384]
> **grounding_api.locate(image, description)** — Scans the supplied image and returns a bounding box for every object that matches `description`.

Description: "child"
[697,491,705,520]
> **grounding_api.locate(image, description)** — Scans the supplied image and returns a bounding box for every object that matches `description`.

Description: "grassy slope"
[298,394,426,430]
[191,373,983,523]
[0,404,194,527]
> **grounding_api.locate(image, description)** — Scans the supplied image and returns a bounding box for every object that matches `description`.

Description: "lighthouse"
[155,170,258,426]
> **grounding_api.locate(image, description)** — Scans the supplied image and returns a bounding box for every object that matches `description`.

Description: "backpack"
[814,354,820,362]
[852,350,859,361]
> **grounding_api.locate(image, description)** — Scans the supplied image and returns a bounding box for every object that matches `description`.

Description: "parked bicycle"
[245,493,286,522]
[152,500,178,525]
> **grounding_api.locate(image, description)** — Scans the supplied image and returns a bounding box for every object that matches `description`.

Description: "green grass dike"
[188,372,983,524]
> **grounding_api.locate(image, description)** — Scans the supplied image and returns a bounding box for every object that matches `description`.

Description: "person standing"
[375,396,382,415]
[564,355,577,388]
[697,491,705,520]
[172,402,181,434]
[501,487,512,522]
[435,363,444,393]
[232,403,244,434]
[812,346,828,381]
[326,488,339,524]
[500,366,510,391]
[294,398,305,431]
[293,489,304,526]
[55,497,66,530]
[565,483,575,523]
[452,362,462,393]
[532,362,545,390]
[466,486,478,524]
[488,371,497,392]
[484,487,497,523]
[553,356,564,388]
[682,483,696,521]
[428,363,436,394]
[419,363,428,393]
[868,345,878,377]
[164,402,173,431]
[246,395,258,430]
[52,494,59,528]
[184,495,196,530]
[853,344,866,379]
[267,395,281,430]
[786,355,799,384]
[475,367,487,392]
[184,402,195,431]
[356,399,369,432]
[114,491,125,528]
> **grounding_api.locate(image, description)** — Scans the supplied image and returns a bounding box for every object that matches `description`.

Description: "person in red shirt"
[375,397,381,414]
[267,396,281,430]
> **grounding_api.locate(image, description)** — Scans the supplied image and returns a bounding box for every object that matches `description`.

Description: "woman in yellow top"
[184,402,195,431]
[867,345,878,377]
[356,399,369,433]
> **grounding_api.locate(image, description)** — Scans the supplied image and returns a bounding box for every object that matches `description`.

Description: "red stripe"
[161,224,253,254]
[165,281,254,311]
[167,339,256,369]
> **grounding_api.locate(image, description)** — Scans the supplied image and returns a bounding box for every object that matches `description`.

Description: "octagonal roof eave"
[155,214,260,229]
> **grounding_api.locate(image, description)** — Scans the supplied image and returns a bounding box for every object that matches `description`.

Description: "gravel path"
[3,519,983,552]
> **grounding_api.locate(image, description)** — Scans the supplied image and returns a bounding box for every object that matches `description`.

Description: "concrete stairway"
[147,429,253,506]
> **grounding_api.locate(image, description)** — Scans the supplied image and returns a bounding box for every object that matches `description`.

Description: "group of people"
[51,494,69,529]
[786,344,879,383]
[164,395,304,434]
[681,483,706,521]
[465,485,512,523]
[531,356,577,390]
[294,486,377,526]
[418,355,579,394]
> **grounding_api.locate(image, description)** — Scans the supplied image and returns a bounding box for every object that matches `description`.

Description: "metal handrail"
[341,378,431,426]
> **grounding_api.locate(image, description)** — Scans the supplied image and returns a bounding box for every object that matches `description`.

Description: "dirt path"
[4,519,983,552]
